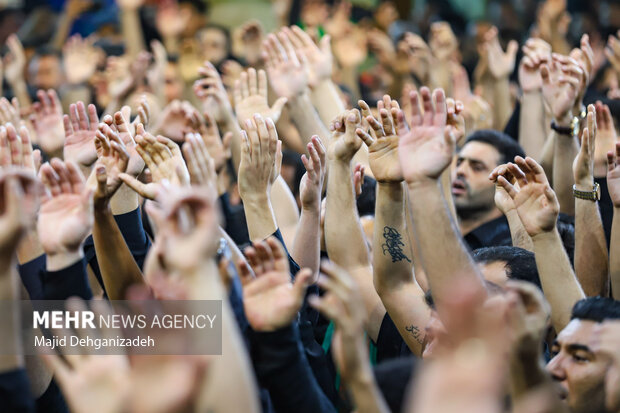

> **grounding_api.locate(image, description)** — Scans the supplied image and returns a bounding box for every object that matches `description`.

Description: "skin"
[32,55,64,91]
[452,141,504,234]
[199,28,228,66]
[164,62,184,103]
[547,319,611,413]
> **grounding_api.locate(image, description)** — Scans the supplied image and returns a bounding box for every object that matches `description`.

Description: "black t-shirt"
[464,215,512,250]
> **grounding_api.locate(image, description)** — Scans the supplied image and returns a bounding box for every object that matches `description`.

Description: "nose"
[546,354,567,382]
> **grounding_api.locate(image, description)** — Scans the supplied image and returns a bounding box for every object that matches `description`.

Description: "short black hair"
[472,246,541,290]
[571,297,620,322]
[463,129,525,165]
[179,0,209,14]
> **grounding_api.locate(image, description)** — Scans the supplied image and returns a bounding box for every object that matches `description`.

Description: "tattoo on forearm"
[405,325,423,345]
[382,226,411,263]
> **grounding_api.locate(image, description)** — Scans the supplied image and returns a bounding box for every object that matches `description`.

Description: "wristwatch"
[551,117,580,137]
[573,183,601,201]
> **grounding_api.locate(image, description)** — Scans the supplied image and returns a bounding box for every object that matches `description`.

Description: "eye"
[572,353,590,363]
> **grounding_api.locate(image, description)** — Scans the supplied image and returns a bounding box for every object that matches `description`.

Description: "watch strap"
[573,183,600,201]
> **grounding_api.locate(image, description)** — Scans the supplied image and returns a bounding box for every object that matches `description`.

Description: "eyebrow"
[552,341,593,353]
[457,156,490,169]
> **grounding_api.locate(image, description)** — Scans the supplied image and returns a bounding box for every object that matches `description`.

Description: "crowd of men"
[1,0,620,412]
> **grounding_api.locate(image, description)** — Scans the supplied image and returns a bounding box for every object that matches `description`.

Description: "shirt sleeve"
[0,368,35,413]
[41,257,92,300]
[250,322,337,413]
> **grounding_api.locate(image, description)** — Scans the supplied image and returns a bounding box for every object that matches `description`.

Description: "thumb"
[319,34,332,55]
[540,64,551,85]
[507,40,519,60]
[293,268,313,300]
[95,164,107,194]
[271,97,288,118]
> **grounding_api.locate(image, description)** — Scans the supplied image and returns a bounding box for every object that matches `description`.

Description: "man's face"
[34,55,63,90]
[547,319,611,413]
[451,141,501,215]
[200,28,228,65]
[164,62,184,103]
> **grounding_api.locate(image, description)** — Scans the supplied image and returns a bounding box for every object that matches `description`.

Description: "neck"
[457,207,502,236]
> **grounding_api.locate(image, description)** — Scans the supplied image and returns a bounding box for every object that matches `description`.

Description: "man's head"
[29,47,63,90]
[452,130,525,218]
[197,24,230,66]
[547,297,620,413]
[472,246,541,289]
[164,58,184,103]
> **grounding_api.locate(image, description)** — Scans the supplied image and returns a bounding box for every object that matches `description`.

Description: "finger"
[87,104,99,131]
[356,128,374,147]
[69,103,81,132]
[119,173,155,199]
[77,101,89,131]
[6,123,22,167]
[50,159,73,194]
[248,67,258,96]
[497,175,518,199]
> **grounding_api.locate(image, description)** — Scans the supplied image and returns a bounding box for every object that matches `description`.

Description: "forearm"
[9,79,31,108]
[291,206,320,280]
[220,112,243,173]
[310,79,345,128]
[407,180,486,305]
[242,194,278,241]
[337,66,360,101]
[519,92,547,161]
[287,93,330,147]
[110,183,140,215]
[162,35,179,55]
[93,206,145,300]
[270,177,300,247]
[532,230,585,331]
[373,182,413,292]
[509,351,549,399]
[539,131,555,181]
[492,77,513,131]
[574,198,609,296]
[610,208,620,299]
[347,371,390,413]
[505,210,534,252]
[552,131,579,216]
[51,13,74,50]
[325,160,369,267]
[120,8,145,58]
[16,231,44,265]
[0,263,23,372]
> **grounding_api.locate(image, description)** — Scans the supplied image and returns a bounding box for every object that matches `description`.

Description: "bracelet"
[573,183,600,201]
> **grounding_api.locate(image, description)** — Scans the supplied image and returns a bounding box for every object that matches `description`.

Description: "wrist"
[46,249,84,272]
[554,113,574,127]
[406,178,441,192]
[530,227,559,244]
[574,180,595,191]
[241,191,270,207]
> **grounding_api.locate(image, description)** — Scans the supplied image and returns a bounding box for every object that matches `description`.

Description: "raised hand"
[239,236,313,331]
[63,35,100,85]
[606,30,620,74]
[90,124,130,208]
[119,126,189,200]
[42,299,131,413]
[482,26,518,79]
[495,156,559,238]
[540,55,582,122]
[328,109,362,163]
[489,163,520,215]
[283,26,332,87]
[153,100,203,143]
[0,97,21,126]
[429,22,457,61]
[0,171,39,260]
[572,104,597,188]
[398,87,454,184]
[518,38,552,93]
[262,33,309,99]
[37,159,94,257]
[606,142,620,208]
[194,113,232,174]
[237,114,279,201]
[299,136,326,211]
[308,261,368,382]
[3,34,26,85]
[182,132,218,195]
[63,101,99,166]
[234,67,287,128]
[505,280,551,355]
[155,0,190,38]
[0,123,40,173]
[31,90,65,155]
[356,98,404,183]
[103,111,144,177]
[193,61,234,123]
[594,101,618,177]
[154,184,220,274]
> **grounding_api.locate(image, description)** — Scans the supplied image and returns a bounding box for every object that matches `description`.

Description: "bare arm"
[325,110,385,342]
[519,92,547,161]
[573,106,609,296]
[118,0,146,59]
[552,130,579,215]
[606,142,620,299]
